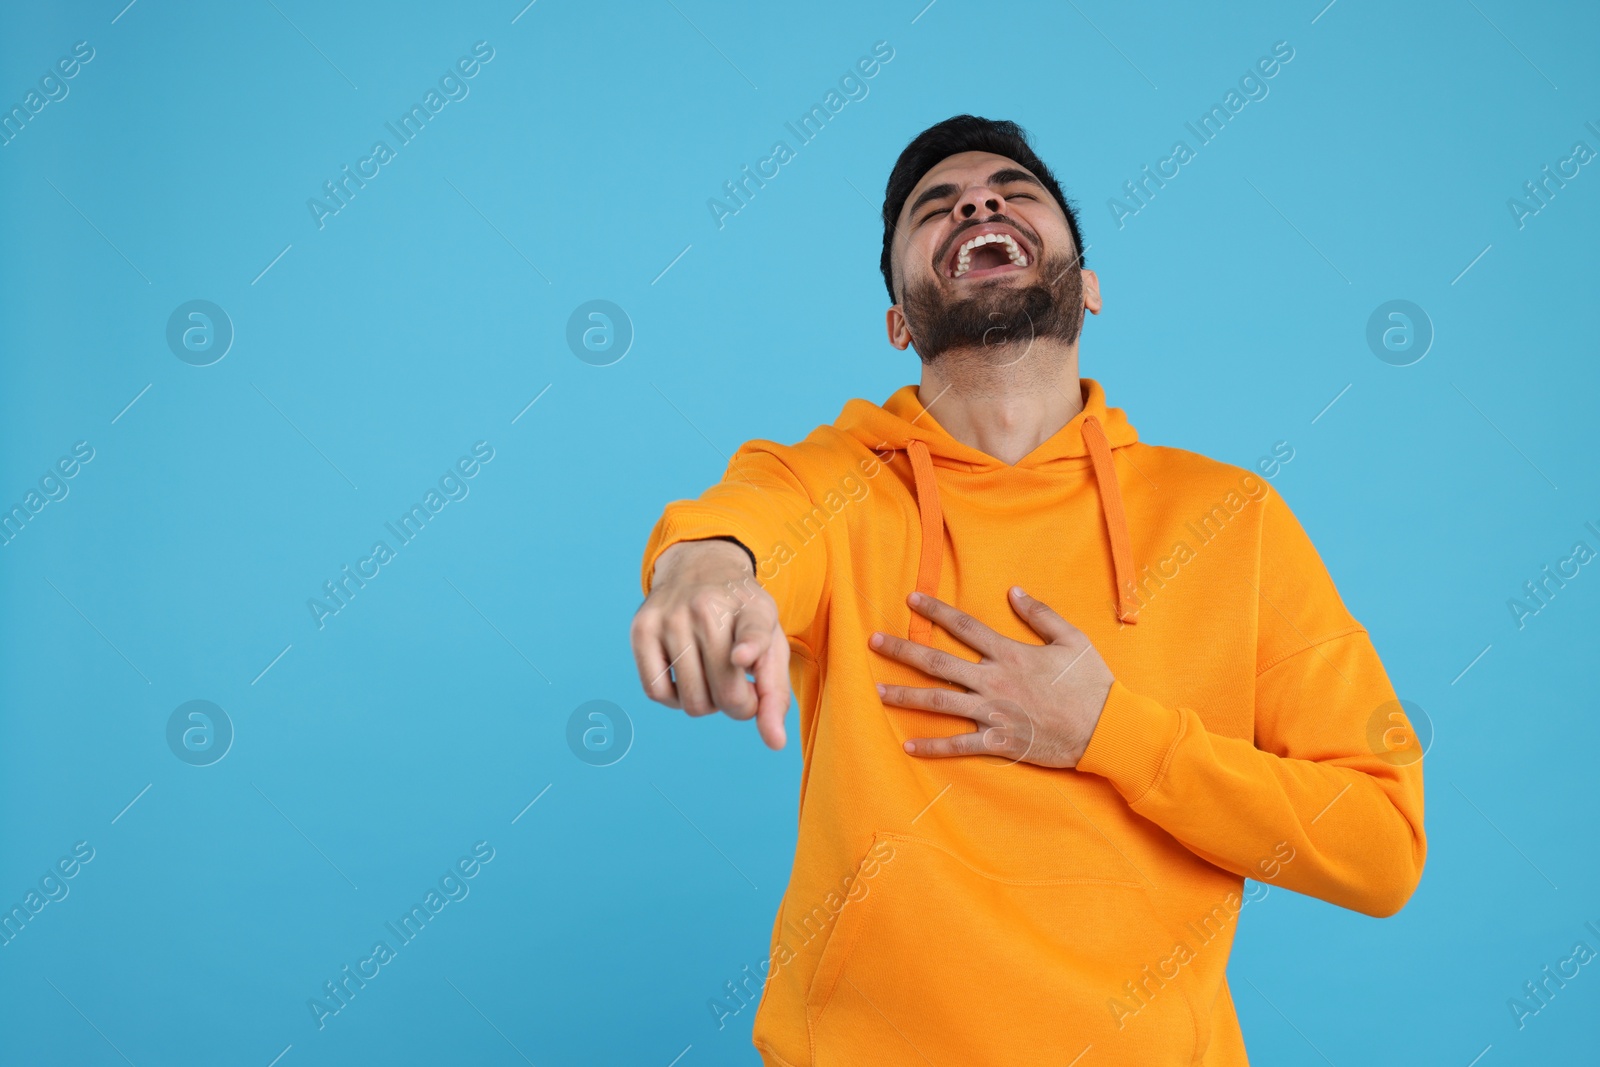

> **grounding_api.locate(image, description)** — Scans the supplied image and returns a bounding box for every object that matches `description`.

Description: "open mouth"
[945,227,1032,280]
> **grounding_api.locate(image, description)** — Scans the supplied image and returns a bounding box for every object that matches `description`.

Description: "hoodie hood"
[836,376,1138,469]
[836,377,1144,629]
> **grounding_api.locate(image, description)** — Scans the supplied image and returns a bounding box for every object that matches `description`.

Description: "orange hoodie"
[640,378,1426,1066]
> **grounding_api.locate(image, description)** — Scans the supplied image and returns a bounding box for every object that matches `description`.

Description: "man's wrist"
[1075,681,1185,803]
[1068,679,1115,766]
[702,536,758,575]
[652,537,756,590]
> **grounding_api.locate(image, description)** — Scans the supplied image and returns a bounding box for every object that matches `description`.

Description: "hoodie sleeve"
[640,442,829,643]
[1075,487,1427,918]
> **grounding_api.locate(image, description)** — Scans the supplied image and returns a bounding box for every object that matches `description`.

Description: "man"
[632,115,1426,1066]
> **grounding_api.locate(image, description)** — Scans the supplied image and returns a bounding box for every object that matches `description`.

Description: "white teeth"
[952,233,1029,278]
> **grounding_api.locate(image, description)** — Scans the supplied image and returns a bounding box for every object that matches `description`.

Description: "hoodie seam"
[1255,625,1368,677]
[790,461,838,648]
[753,1041,801,1067]
[1251,484,1269,690]
[1128,704,1188,807]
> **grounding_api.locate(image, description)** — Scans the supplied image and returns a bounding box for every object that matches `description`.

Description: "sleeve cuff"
[1076,680,1185,804]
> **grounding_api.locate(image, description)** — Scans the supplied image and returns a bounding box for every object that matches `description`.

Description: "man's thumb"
[730,599,772,669]
[1010,586,1081,644]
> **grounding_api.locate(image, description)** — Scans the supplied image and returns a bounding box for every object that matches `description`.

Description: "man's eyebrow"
[906,169,1046,219]
[907,182,958,218]
[987,167,1044,190]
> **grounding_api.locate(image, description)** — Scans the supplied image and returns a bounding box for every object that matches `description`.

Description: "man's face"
[886,150,1099,363]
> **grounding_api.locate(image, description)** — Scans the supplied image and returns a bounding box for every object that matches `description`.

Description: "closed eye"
[920,189,1035,224]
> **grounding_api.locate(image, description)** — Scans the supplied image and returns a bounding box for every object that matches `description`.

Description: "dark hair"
[879,115,1085,302]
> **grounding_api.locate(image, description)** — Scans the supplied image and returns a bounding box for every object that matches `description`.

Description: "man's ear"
[885,305,913,350]
[1082,269,1103,316]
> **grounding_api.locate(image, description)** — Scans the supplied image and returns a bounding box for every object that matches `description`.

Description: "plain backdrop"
[1,0,1597,1064]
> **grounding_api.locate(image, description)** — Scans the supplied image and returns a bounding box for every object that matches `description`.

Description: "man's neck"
[916,341,1083,466]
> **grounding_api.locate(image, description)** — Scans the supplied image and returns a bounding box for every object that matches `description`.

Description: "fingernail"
[904,741,916,753]
[908,591,922,605]
[1011,586,1026,598]
[869,632,883,648]
[875,683,886,696]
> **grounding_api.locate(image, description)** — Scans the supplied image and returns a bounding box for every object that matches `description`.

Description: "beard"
[899,250,1085,365]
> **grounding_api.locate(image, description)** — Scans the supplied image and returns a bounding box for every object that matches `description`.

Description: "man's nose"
[956,187,1003,219]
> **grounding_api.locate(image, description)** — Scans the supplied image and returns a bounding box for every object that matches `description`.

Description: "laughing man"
[632,115,1426,1066]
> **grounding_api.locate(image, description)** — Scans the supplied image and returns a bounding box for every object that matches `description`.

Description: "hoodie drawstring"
[899,415,1139,635]
[1083,415,1139,625]
[906,439,943,644]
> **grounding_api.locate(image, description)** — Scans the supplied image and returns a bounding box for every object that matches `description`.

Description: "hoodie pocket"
[805,833,1204,1067]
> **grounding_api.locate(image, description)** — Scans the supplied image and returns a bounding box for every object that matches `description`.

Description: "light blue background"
[2,0,1597,1063]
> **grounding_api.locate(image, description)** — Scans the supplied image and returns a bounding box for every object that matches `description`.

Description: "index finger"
[907,591,1010,659]
[751,621,790,750]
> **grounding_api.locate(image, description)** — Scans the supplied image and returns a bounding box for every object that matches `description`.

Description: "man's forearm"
[1078,657,1426,917]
